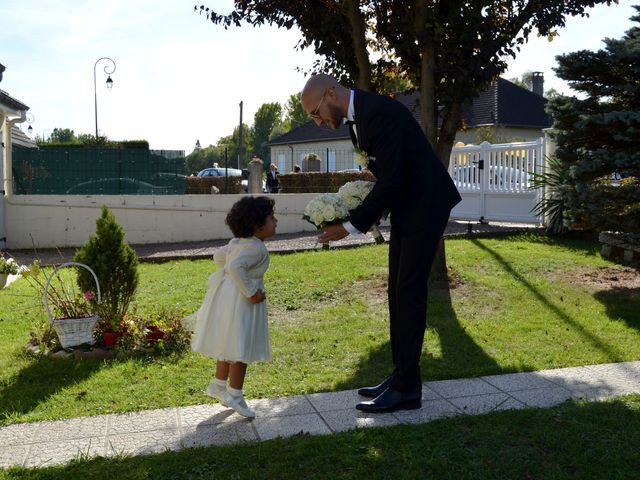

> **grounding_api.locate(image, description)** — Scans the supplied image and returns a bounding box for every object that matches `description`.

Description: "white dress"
[189,236,271,363]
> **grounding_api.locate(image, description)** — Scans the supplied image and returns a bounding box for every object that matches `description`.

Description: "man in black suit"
[266,163,279,193]
[301,74,461,413]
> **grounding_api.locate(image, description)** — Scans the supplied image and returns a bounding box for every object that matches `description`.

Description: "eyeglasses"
[308,91,327,120]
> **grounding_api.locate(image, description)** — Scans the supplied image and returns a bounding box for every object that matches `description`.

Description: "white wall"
[4,194,319,249]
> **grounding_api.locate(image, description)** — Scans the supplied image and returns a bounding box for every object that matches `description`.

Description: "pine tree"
[546,7,640,233]
[74,206,139,331]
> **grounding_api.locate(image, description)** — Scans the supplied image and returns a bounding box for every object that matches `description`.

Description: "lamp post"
[26,112,35,135]
[93,57,116,138]
[42,129,52,142]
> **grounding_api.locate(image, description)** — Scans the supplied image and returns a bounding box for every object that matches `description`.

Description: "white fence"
[448,139,545,224]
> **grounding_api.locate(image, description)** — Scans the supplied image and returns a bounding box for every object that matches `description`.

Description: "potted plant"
[21,261,101,349]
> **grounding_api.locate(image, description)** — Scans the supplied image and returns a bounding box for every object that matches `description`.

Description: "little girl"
[189,196,277,418]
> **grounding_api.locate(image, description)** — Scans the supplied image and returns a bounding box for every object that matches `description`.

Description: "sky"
[0,0,636,155]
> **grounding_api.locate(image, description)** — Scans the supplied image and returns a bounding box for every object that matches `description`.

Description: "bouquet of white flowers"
[303,181,385,244]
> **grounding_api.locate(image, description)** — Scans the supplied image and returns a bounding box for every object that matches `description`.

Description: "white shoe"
[205,383,229,407]
[223,393,256,418]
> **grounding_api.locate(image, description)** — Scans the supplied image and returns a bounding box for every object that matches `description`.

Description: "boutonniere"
[354,148,373,169]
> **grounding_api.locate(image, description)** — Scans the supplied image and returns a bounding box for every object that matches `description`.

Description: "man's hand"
[248,289,266,304]
[319,223,349,244]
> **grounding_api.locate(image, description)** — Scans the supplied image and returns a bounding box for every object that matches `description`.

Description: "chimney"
[532,71,544,96]
[0,63,5,83]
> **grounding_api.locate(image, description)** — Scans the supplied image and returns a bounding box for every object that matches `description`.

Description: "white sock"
[228,386,243,398]
[213,378,227,388]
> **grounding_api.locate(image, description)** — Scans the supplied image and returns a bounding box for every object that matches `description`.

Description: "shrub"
[278,171,375,193]
[74,206,139,332]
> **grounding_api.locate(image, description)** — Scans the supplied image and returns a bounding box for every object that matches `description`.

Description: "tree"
[74,206,139,332]
[252,102,283,163]
[217,125,253,169]
[282,92,308,131]
[49,128,77,144]
[544,6,640,233]
[196,0,617,279]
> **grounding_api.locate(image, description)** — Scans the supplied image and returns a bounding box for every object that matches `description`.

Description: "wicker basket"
[45,262,102,349]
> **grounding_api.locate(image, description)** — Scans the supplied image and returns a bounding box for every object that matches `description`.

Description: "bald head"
[300,74,350,129]
[302,74,340,99]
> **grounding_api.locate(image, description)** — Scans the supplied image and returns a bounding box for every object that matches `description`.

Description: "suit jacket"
[266,170,279,192]
[348,89,461,234]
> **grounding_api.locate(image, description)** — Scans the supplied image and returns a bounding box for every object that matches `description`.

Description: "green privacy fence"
[12,148,186,195]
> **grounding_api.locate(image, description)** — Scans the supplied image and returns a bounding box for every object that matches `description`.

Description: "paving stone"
[448,393,525,415]
[253,413,330,441]
[320,409,400,433]
[480,372,555,392]
[180,421,257,448]
[178,403,233,427]
[0,444,29,468]
[393,399,461,424]
[24,437,105,468]
[106,408,178,435]
[509,386,574,408]
[105,429,181,456]
[0,422,42,446]
[536,366,594,388]
[248,394,315,418]
[568,386,633,402]
[31,416,108,443]
[586,362,640,383]
[426,378,500,398]
[306,389,362,412]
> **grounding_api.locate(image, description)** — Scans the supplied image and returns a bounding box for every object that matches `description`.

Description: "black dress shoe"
[357,376,394,398]
[356,387,421,413]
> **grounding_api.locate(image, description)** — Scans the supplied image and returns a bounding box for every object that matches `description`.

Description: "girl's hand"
[248,289,266,304]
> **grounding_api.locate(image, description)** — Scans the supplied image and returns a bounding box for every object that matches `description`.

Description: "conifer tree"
[74,206,139,330]
[546,7,640,232]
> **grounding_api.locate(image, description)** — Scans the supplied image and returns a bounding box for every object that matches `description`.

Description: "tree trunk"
[344,0,372,91]
[429,98,464,283]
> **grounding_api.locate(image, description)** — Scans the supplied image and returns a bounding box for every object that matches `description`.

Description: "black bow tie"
[345,120,355,126]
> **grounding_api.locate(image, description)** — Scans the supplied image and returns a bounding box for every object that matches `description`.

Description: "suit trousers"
[387,209,451,393]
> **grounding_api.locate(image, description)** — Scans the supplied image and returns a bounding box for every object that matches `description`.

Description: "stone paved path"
[1,361,639,469]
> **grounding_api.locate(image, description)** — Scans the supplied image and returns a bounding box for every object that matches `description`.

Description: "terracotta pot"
[103,331,123,348]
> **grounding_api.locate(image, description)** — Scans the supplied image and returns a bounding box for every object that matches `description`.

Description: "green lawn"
[1,234,638,426]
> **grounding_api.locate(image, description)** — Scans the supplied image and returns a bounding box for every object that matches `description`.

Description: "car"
[197,167,244,178]
[197,167,248,191]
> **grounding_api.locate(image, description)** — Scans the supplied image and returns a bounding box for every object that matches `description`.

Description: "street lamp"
[26,112,35,135]
[42,129,52,142]
[93,57,116,138]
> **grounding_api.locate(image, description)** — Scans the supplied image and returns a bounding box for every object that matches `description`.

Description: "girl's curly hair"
[226,196,275,238]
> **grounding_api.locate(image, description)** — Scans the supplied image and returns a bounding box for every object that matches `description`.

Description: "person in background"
[266,163,279,193]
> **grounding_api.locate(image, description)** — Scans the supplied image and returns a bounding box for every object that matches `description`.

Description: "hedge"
[278,171,375,193]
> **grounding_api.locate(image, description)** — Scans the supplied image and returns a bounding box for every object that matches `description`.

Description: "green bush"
[74,206,139,332]
[278,171,375,193]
